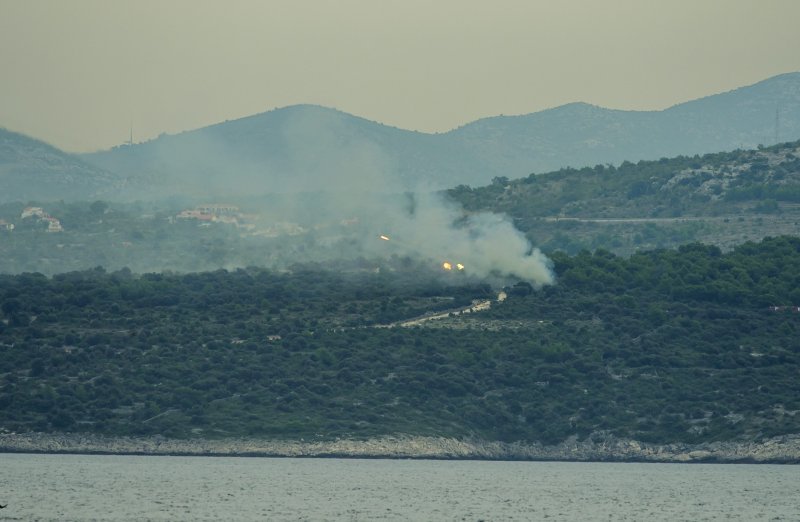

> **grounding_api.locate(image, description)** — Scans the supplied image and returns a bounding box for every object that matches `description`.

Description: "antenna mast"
[775,106,780,145]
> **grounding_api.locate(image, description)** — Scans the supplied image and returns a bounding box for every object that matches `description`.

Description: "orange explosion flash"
[379,235,390,241]
[456,263,465,271]
[442,262,453,271]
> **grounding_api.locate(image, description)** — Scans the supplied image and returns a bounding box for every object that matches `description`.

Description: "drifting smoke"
[230,106,555,287]
[98,105,554,286]
[359,190,553,287]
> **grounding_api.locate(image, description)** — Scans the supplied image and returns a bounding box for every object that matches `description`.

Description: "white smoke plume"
[356,190,554,287]
[118,105,554,286]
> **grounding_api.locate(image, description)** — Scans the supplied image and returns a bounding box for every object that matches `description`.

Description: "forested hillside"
[448,140,800,254]
[2,237,799,444]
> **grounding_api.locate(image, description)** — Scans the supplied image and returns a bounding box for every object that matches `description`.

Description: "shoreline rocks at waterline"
[2,432,800,463]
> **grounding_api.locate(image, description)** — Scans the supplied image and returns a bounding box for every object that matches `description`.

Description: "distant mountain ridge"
[0,128,125,202]
[449,72,800,178]
[82,72,800,198]
[83,105,452,197]
[2,72,800,202]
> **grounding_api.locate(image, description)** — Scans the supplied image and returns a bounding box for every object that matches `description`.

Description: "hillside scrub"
[447,141,800,254]
[1,237,799,444]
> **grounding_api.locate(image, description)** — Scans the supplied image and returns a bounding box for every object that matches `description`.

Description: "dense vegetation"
[2,237,799,444]
[450,141,800,217]
[448,140,800,254]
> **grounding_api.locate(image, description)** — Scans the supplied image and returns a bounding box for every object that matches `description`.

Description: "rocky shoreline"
[2,432,800,463]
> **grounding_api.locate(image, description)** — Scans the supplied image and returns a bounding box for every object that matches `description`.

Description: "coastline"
[2,432,800,463]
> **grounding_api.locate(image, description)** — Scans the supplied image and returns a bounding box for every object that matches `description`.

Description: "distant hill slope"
[2,140,799,276]
[447,139,800,255]
[449,72,800,178]
[0,128,126,203]
[84,105,460,197]
[80,73,800,198]
[451,139,800,218]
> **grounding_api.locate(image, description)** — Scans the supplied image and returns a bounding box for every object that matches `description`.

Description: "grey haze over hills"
[447,72,800,179]
[84,106,455,198]
[82,72,800,199]
[2,72,799,203]
[0,128,126,203]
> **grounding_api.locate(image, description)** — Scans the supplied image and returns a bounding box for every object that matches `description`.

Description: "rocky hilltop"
[2,432,799,463]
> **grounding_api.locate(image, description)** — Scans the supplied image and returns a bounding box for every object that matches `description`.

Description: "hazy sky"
[1,0,799,152]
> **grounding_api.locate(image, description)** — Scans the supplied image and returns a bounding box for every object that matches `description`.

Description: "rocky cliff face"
[2,432,799,463]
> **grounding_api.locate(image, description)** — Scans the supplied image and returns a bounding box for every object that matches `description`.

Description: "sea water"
[1,453,798,521]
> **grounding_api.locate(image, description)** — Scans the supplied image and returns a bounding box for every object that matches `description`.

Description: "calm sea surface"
[1,453,798,521]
